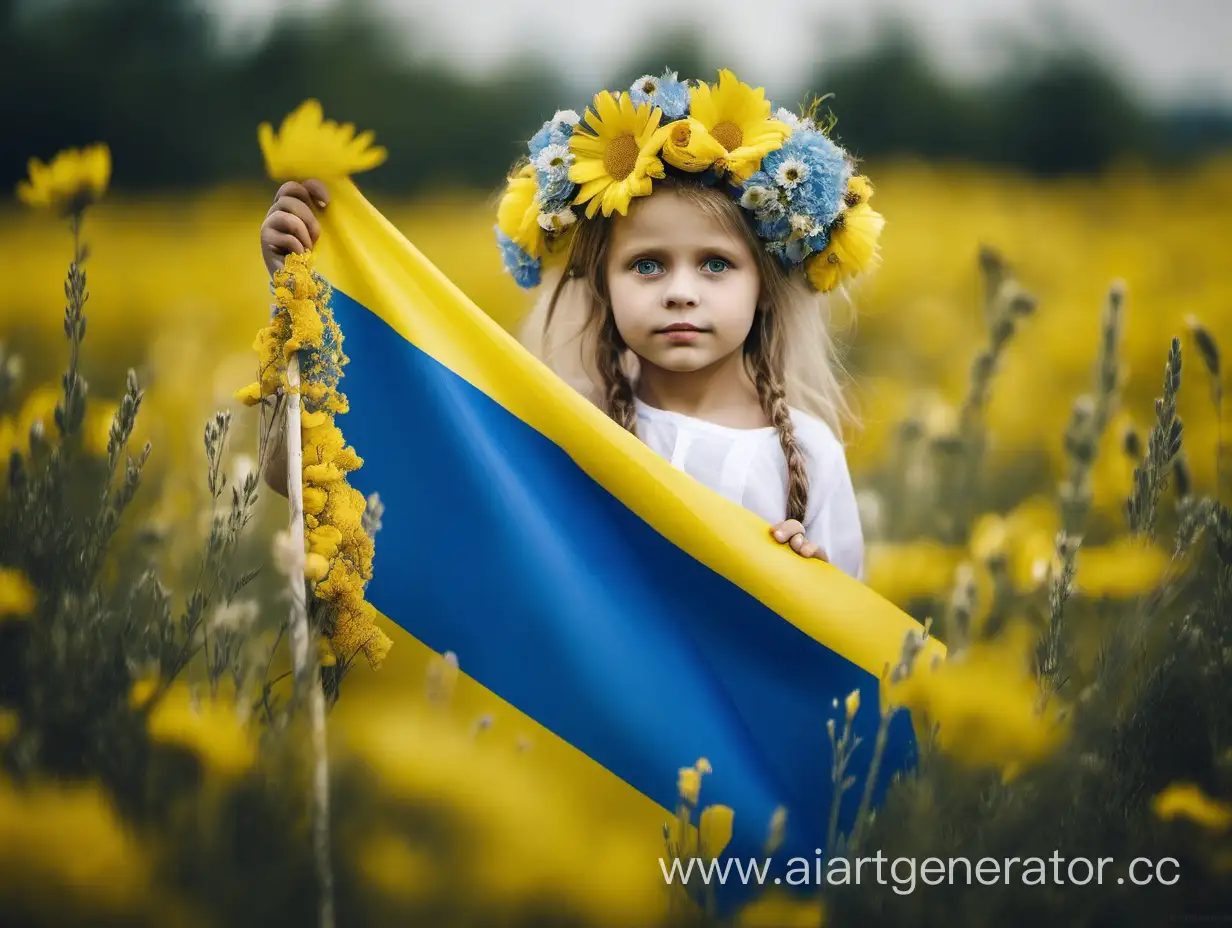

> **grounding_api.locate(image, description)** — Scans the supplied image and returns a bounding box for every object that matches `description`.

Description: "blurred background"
[2,0,1230,614]
[3,3,1231,924]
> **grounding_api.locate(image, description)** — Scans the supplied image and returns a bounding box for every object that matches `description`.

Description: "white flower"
[537,209,577,234]
[533,143,572,177]
[774,107,801,129]
[739,186,776,211]
[789,213,816,236]
[209,599,259,632]
[775,107,815,131]
[774,158,810,189]
[632,74,660,95]
[552,109,580,127]
[272,529,301,577]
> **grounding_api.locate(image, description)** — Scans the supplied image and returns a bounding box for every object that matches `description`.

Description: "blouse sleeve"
[803,443,866,583]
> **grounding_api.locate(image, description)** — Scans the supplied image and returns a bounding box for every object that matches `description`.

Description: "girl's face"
[604,188,761,375]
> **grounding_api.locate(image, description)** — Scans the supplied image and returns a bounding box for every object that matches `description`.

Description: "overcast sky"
[209,0,1232,106]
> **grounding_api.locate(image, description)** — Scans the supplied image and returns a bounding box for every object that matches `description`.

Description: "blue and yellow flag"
[260,102,940,876]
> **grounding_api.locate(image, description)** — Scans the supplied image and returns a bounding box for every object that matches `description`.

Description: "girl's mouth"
[657,323,709,343]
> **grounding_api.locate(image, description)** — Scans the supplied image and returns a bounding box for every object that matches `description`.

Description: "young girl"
[260,69,884,581]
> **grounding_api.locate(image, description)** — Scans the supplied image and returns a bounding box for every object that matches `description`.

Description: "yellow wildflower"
[885,622,1067,774]
[677,766,702,805]
[146,683,255,776]
[677,757,712,805]
[496,163,544,258]
[16,144,110,213]
[844,688,861,722]
[806,175,884,293]
[687,69,791,182]
[304,553,330,582]
[303,486,328,515]
[1152,783,1232,831]
[1074,538,1170,598]
[568,90,666,218]
[258,99,387,181]
[864,540,964,607]
[698,804,734,859]
[127,675,159,710]
[0,776,152,917]
[0,568,36,618]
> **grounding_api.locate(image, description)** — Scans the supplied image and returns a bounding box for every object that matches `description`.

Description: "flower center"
[785,167,800,182]
[641,79,658,94]
[710,120,743,152]
[604,134,640,181]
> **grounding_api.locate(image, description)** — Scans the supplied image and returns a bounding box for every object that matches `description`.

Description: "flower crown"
[494,68,885,294]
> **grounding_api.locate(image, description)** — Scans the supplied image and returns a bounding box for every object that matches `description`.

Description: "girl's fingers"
[804,543,829,562]
[264,231,305,262]
[271,195,322,244]
[769,519,826,561]
[270,179,330,212]
[302,178,330,210]
[267,210,313,252]
[771,520,805,543]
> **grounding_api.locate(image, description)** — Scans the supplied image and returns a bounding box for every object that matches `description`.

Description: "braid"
[596,313,638,436]
[750,339,809,524]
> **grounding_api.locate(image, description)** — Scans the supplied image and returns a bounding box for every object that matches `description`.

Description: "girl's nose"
[662,273,699,309]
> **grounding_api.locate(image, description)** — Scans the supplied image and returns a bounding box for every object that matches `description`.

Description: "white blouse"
[634,398,865,582]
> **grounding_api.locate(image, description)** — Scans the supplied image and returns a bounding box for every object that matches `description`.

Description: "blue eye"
[633,258,660,275]
[704,258,731,273]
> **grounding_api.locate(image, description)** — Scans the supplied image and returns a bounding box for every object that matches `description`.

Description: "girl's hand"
[260,179,330,277]
[770,520,830,562]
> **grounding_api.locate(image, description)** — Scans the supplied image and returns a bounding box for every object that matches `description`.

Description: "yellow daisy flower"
[16,144,110,213]
[496,163,544,258]
[687,70,791,182]
[806,175,885,293]
[258,98,387,181]
[569,91,666,218]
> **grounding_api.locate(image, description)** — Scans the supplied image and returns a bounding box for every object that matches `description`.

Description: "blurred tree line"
[3,0,1231,198]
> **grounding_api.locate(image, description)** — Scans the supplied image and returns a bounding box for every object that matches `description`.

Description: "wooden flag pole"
[285,353,336,928]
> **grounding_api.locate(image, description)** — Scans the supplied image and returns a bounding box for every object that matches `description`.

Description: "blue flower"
[756,214,791,242]
[629,69,691,120]
[528,116,576,160]
[539,175,576,213]
[495,228,541,289]
[762,128,850,225]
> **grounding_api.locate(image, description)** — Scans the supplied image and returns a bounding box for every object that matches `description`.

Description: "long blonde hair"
[517,175,859,524]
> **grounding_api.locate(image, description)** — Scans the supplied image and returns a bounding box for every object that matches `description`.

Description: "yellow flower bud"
[844,688,861,722]
[657,118,727,173]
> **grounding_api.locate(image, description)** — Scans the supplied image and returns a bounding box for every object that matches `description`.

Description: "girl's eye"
[633,259,661,276]
[704,258,731,274]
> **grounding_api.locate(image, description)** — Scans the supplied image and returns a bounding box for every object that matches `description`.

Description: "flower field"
[0,148,1229,926]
